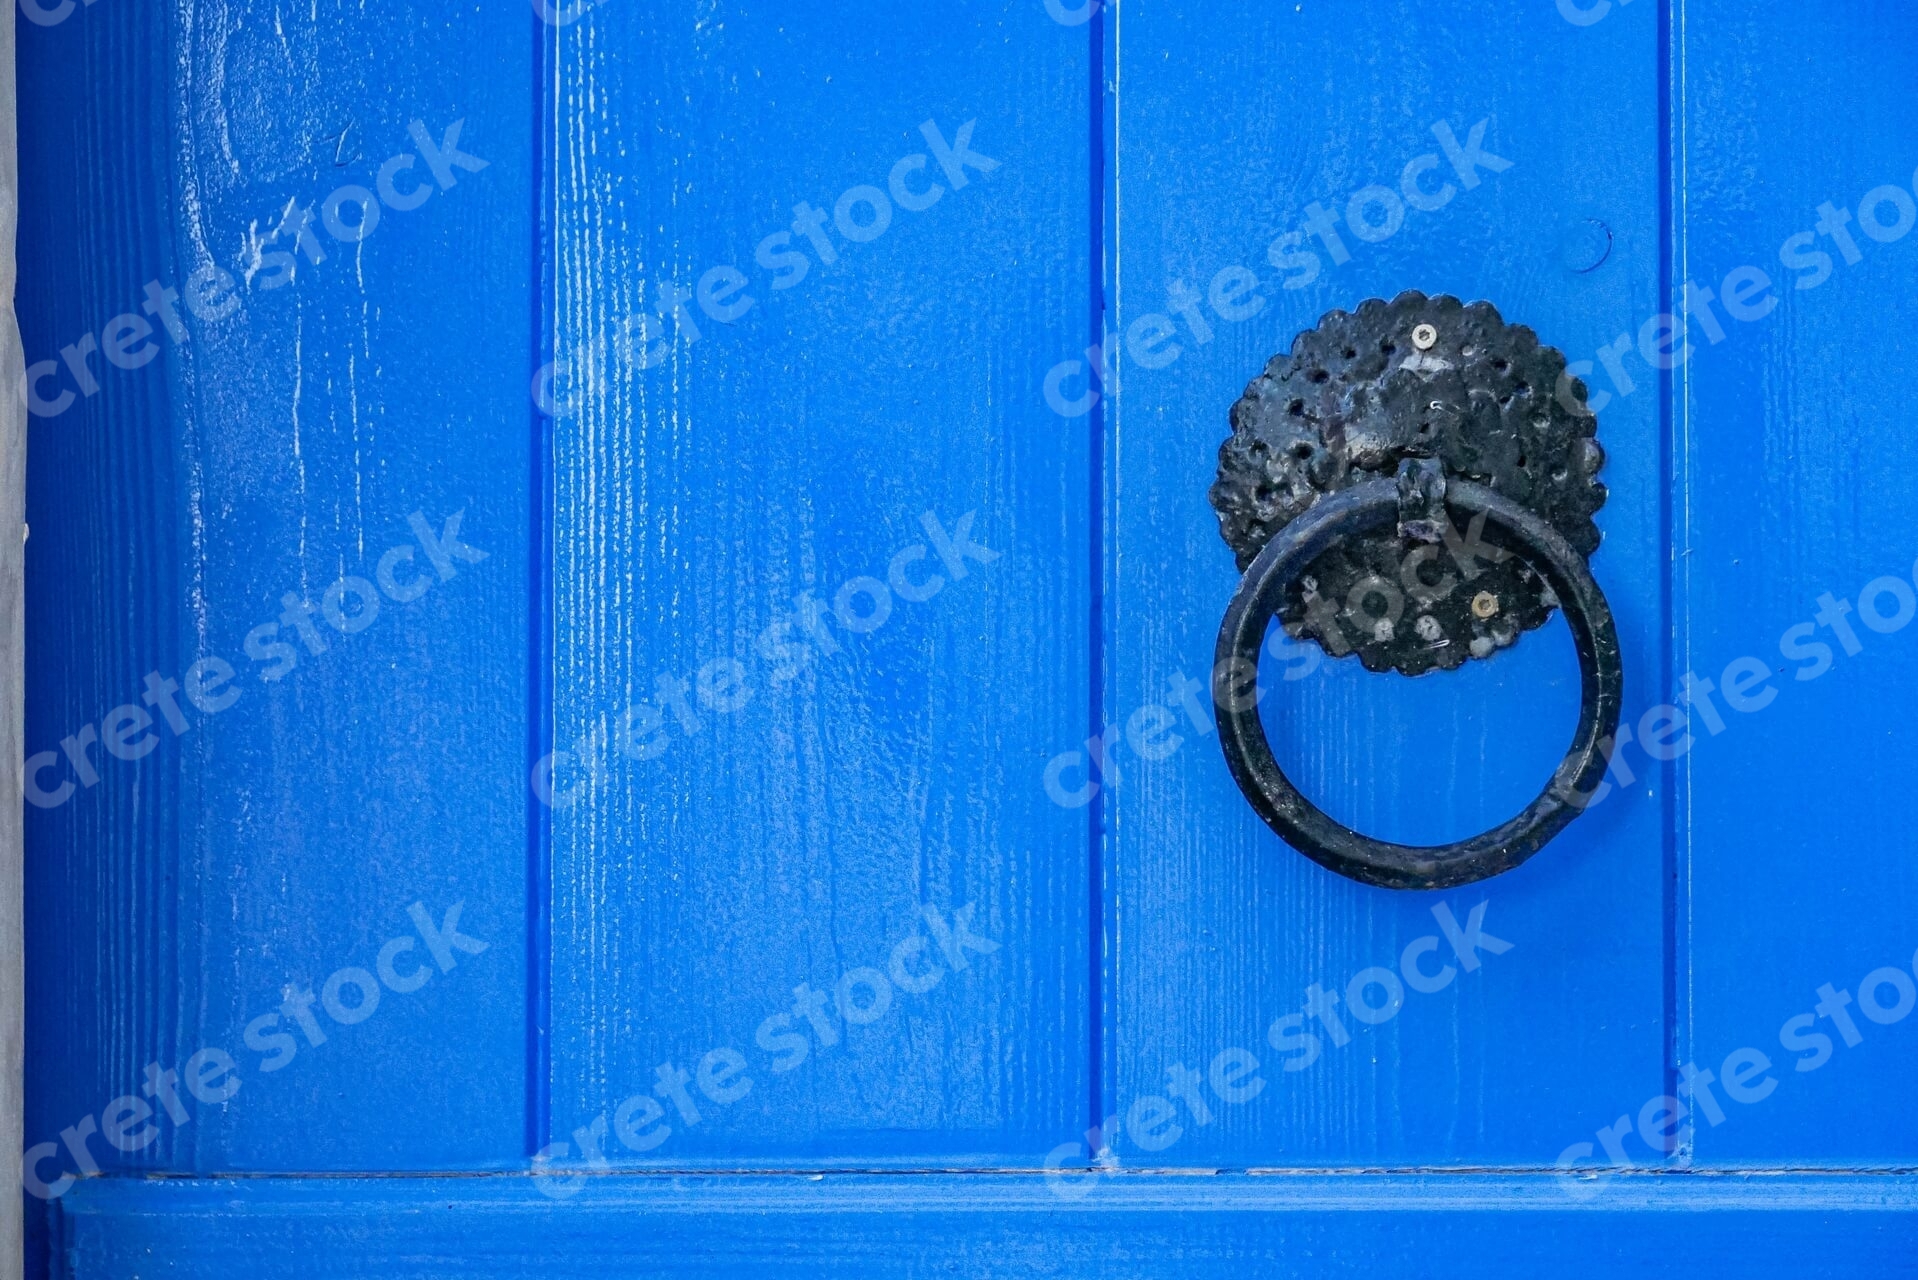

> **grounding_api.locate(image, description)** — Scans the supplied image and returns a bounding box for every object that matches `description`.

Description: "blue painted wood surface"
[1676,0,1918,1164]
[45,1174,1918,1276]
[18,0,1918,1274]
[540,3,1092,1167]
[20,0,537,1228]
[1099,0,1668,1167]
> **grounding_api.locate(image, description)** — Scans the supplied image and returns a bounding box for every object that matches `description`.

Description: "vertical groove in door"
[1664,0,1699,1168]
[1657,0,1686,1154]
[1087,0,1112,1146]
[525,5,559,1162]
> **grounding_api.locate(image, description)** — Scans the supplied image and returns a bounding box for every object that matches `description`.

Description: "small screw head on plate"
[1411,323,1438,351]
[1470,590,1500,619]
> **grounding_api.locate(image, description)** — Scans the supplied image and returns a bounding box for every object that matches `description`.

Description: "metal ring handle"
[1214,477,1624,890]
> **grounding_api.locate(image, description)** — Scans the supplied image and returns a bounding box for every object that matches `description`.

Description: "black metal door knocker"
[1208,292,1624,890]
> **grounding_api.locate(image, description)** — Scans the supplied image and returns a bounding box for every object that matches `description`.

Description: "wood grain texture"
[1102,1,1667,1165]
[1677,0,1918,1164]
[22,0,1918,1271]
[52,1173,1918,1277]
[544,1,1093,1166]
[20,0,535,1202]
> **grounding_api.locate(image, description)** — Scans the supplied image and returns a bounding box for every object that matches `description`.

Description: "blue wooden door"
[20,1,1918,1274]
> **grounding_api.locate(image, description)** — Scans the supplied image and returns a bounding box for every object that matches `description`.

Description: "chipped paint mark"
[333,121,360,167]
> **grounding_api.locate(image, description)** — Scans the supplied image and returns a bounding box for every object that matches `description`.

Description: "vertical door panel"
[1679,0,1918,1164]
[21,0,534,1179]
[545,3,1092,1164]
[1102,1,1669,1165]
